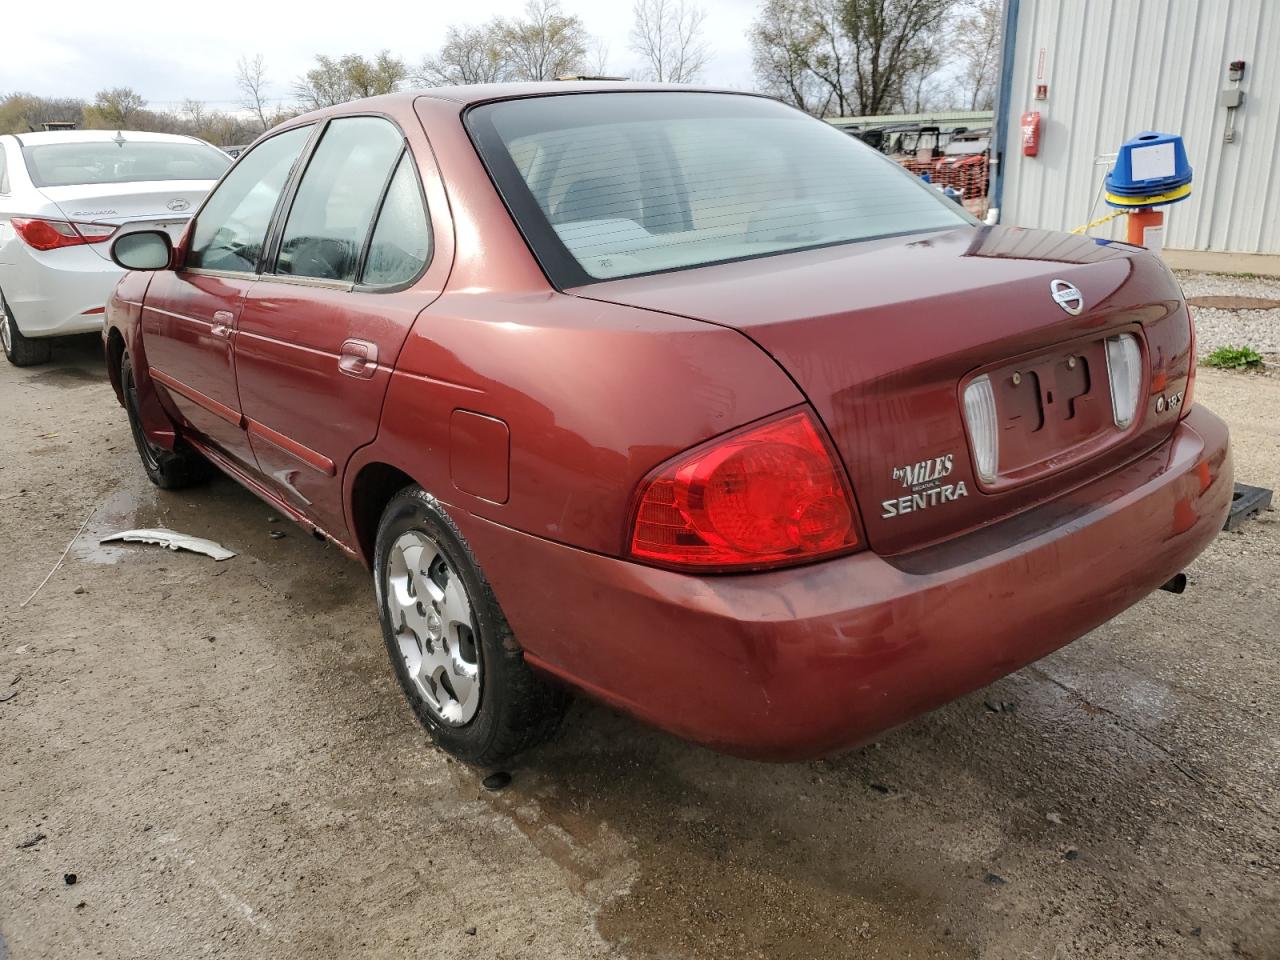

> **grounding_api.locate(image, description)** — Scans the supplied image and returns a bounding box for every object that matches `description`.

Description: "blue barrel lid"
[1106,131,1192,194]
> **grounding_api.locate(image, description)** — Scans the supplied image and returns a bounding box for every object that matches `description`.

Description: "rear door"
[142,125,314,471]
[233,115,443,538]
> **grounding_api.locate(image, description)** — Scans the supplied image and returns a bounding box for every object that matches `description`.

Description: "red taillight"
[11,217,116,251]
[629,409,861,571]
[1181,305,1196,419]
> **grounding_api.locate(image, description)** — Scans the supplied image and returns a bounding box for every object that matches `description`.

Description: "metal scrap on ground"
[100,529,237,561]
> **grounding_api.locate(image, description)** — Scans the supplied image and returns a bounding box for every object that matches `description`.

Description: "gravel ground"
[1176,270,1280,358]
[1,338,1278,960]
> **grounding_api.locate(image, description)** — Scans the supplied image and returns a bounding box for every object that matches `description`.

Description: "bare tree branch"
[587,37,615,77]
[952,0,1002,110]
[496,0,590,81]
[88,87,146,127]
[751,0,955,116]
[415,24,511,85]
[236,54,271,133]
[294,51,407,109]
[630,0,711,83]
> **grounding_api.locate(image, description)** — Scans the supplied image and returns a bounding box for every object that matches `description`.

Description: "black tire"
[121,348,210,489]
[374,486,568,765]
[1,290,53,367]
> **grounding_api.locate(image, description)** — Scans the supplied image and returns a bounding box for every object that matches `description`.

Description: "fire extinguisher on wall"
[1021,111,1041,156]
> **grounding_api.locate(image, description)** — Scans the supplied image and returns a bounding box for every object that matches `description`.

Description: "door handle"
[210,310,234,340]
[339,339,379,379]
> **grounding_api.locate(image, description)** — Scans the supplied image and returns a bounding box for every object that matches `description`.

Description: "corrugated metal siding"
[1000,0,1280,254]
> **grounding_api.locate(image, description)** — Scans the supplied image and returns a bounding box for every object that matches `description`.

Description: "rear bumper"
[457,406,1232,760]
[0,243,120,337]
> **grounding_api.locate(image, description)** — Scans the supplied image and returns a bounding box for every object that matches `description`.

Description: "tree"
[86,87,146,127]
[181,98,209,132]
[236,54,272,132]
[807,0,859,115]
[294,51,407,109]
[416,3,607,87]
[840,0,954,115]
[0,93,85,134]
[630,0,711,83]
[348,51,410,97]
[495,0,590,81]
[416,24,510,85]
[751,1,828,115]
[0,89,266,145]
[750,0,855,116]
[750,0,956,117]
[899,32,945,112]
[586,37,615,77]
[952,0,1002,110]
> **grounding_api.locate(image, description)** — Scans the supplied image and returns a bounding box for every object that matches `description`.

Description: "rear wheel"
[374,486,568,765]
[121,348,209,489]
[0,290,53,367]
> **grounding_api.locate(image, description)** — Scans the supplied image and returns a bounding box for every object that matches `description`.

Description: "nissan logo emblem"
[166,198,191,212]
[1050,279,1084,316]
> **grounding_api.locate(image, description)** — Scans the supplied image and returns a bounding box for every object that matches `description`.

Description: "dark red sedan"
[103,84,1231,764]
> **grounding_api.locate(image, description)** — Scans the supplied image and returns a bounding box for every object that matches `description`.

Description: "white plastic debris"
[100,528,236,561]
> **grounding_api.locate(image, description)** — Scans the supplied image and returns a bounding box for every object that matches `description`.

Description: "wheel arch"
[105,326,127,405]
[347,460,421,568]
[108,317,178,451]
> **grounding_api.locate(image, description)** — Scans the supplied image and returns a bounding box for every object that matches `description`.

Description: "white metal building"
[992,0,1280,257]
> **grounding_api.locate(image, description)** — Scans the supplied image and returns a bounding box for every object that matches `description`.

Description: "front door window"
[187,125,313,273]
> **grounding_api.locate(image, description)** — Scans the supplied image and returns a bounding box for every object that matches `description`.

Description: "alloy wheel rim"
[385,530,481,726]
[0,307,11,355]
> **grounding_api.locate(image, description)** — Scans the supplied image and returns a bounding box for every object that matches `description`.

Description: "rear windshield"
[466,92,974,286]
[22,140,230,188]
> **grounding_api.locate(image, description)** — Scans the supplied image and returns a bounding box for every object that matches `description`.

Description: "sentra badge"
[882,453,968,518]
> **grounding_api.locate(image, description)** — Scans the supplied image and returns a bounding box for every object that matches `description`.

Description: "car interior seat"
[552,177,642,225]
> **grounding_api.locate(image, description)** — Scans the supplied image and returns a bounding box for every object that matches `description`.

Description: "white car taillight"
[963,374,998,483]
[1104,334,1142,428]
[11,217,116,251]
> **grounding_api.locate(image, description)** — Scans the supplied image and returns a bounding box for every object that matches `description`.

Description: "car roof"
[415,80,732,105]
[12,129,205,147]
[276,81,753,130]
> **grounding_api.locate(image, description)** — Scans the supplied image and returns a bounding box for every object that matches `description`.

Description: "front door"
[141,124,314,470]
[233,117,438,538]
[141,271,252,466]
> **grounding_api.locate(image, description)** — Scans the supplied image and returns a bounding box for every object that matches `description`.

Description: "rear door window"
[361,152,431,287]
[274,117,404,283]
[187,125,313,274]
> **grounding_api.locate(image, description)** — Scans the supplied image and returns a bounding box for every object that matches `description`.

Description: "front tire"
[121,348,209,489]
[0,291,53,367]
[374,486,568,765]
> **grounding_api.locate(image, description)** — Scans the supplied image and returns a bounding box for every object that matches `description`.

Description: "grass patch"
[1196,270,1279,281]
[1202,345,1265,370]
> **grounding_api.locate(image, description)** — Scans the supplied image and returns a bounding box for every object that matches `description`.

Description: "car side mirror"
[111,230,173,271]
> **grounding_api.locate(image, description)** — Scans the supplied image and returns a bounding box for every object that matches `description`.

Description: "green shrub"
[1202,345,1265,370]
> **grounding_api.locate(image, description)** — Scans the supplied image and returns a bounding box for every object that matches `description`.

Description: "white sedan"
[0,129,230,366]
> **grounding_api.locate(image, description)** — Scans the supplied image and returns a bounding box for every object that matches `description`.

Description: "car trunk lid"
[570,226,1195,555]
[39,180,214,258]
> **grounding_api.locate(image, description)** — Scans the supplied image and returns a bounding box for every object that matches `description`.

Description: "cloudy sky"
[3,0,761,109]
